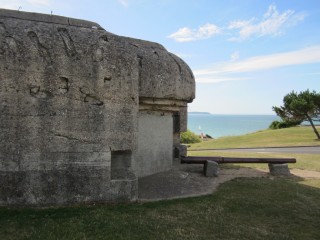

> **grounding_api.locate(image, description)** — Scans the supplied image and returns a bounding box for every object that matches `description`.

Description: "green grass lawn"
[1,178,320,240]
[1,126,320,239]
[189,126,320,150]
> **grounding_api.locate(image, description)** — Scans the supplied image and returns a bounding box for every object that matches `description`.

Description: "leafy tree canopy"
[273,90,320,139]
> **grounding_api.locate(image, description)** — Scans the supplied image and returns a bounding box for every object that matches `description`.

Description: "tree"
[273,90,320,139]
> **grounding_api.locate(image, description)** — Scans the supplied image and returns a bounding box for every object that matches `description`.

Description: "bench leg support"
[268,163,290,176]
[204,160,220,177]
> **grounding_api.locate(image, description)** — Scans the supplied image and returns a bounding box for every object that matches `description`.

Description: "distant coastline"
[188,112,211,115]
[188,114,280,138]
[188,112,278,116]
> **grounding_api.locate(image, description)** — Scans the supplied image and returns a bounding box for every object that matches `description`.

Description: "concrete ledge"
[179,144,188,157]
[204,161,219,177]
[268,163,291,176]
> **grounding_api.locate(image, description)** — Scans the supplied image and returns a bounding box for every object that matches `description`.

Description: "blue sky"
[1,0,320,114]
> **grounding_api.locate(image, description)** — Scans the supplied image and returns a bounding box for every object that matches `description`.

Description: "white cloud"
[228,4,305,41]
[168,4,304,43]
[230,51,240,62]
[195,76,250,83]
[194,45,320,83]
[118,0,129,7]
[168,23,221,42]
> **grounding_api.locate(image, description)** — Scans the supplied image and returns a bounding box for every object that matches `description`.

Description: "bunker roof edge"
[0,8,104,29]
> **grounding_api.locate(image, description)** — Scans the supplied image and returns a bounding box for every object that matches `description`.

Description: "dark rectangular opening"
[111,150,132,180]
[173,112,180,133]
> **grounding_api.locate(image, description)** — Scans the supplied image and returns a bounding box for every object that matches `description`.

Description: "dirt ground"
[138,162,320,201]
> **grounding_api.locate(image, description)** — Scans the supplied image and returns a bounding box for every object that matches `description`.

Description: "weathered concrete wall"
[125,37,195,102]
[133,111,173,177]
[0,9,195,206]
[0,9,138,205]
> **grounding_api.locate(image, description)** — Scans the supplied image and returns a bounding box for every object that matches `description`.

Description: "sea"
[188,113,280,139]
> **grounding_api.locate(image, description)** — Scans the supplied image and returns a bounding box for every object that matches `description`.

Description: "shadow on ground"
[138,161,320,201]
[138,161,268,201]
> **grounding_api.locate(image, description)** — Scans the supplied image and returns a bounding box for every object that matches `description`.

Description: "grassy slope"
[1,178,320,240]
[189,126,320,172]
[190,126,320,150]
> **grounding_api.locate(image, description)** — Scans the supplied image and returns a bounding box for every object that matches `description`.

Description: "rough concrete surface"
[0,9,195,206]
[268,163,291,176]
[204,160,220,177]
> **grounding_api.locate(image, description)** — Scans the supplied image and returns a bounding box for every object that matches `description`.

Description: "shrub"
[269,120,301,129]
[180,130,201,144]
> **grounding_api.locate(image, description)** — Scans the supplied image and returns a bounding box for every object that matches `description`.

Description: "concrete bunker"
[0,9,195,206]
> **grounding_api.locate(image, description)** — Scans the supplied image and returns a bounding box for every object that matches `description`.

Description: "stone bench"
[181,156,296,177]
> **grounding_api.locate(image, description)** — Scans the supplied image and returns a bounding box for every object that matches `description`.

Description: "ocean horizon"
[187,113,280,138]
